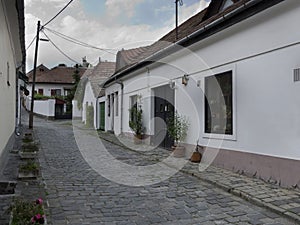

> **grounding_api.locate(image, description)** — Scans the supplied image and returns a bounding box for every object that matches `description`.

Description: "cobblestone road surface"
[34,119,296,225]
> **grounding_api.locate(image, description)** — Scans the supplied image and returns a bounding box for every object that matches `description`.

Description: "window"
[38,89,44,95]
[51,89,61,96]
[64,89,71,96]
[115,92,119,116]
[205,71,233,135]
[107,95,110,117]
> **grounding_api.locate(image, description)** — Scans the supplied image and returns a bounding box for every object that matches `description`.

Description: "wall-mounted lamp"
[197,80,201,87]
[169,80,176,89]
[182,74,189,85]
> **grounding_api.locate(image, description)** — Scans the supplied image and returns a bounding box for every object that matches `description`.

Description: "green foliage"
[10,198,44,225]
[86,105,94,128]
[19,160,39,172]
[33,94,54,100]
[167,112,189,146]
[129,104,145,136]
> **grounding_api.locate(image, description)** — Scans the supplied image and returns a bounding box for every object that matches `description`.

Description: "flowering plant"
[9,198,46,225]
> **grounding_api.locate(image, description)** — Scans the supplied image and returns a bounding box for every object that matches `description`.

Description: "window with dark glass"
[38,89,43,95]
[205,71,233,135]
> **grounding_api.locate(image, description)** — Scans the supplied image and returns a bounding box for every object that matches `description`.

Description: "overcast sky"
[25,0,210,72]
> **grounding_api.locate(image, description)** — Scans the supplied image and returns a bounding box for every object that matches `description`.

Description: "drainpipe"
[116,81,124,134]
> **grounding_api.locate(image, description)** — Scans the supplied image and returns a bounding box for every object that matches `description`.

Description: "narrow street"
[31,116,295,225]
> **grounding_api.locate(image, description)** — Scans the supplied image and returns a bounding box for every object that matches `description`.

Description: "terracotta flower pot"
[190,151,202,163]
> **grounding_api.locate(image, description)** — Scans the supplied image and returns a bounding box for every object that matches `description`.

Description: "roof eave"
[103,0,284,87]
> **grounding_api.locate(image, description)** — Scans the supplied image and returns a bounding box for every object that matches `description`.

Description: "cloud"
[105,0,143,19]
[25,0,210,72]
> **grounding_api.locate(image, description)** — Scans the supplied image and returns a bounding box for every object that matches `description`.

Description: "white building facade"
[104,0,300,187]
[0,0,25,171]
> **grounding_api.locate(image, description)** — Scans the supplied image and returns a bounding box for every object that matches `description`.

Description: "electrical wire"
[44,27,117,55]
[42,0,74,28]
[26,35,37,51]
[42,30,79,64]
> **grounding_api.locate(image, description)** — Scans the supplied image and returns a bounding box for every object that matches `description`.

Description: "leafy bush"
[129,104,145,136]
[167,112,189,146]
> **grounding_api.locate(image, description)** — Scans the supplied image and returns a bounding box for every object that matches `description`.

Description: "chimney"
[99,57,101,63]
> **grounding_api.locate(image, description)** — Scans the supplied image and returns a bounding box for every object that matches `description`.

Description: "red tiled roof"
[27,65,87,84]
[86,61,116,97]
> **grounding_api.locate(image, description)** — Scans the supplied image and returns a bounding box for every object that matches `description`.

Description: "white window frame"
[202,65,237,141]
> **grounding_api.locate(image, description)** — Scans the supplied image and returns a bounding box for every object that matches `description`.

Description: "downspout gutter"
[103,0,283,87]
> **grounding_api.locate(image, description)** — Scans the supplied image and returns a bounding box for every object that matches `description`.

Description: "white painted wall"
[25,97,55,117]
[105,1,300,160]
[82,81,97,129]
[27,83,73,96]
[72,100,82,118]
[0,2,19,156]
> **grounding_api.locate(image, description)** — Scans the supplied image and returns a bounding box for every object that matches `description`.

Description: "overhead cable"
[42,0,74,28]
[44,27,117,55]
[42,30,79,64]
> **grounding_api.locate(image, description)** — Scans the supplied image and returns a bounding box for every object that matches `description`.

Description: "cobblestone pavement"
[99,131,300,223]
[32,118,297,225]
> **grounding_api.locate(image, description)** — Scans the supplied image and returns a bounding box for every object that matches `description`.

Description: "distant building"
[27,63,87,97]
[74,59,115,129]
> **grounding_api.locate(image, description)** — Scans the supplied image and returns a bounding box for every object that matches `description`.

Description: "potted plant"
[19,143,39,159]
[167,112,189,157]
[129,104,145,144]
[9,198,47,224]
[18,160,39,179]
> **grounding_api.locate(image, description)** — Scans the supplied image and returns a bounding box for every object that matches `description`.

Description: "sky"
[25,0,211,72]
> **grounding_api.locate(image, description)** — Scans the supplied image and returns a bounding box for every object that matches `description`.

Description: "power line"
[26,35,37,51]
[42,30,79,64]
[44,27,117,55]
[42,0,74,28]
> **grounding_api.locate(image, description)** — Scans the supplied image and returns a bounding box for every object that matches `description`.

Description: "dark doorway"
[153,85,174,149]
[99,102,105,130]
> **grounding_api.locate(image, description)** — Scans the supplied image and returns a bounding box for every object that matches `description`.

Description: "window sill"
[203,133,236,141]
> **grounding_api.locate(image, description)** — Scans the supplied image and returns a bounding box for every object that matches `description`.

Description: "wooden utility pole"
[29,20,40,129]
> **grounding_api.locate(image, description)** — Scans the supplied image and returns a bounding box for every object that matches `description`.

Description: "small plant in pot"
[129,104,145,144]
[19,143,39,159]
[167,112,189,158]
[18,160,39,179]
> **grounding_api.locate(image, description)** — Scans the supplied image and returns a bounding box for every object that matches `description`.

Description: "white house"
[0,0,25,172]
[80,60,115,129]
[27,63,87,97]
[103,0,300,187]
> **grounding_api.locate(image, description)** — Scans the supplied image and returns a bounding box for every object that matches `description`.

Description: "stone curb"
[98,133,300,224]
[181,167,300,224]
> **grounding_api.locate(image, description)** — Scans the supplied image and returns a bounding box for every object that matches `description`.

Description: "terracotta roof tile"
[27,65,87,84]
[86,61,116,97]
[113,0,251,75]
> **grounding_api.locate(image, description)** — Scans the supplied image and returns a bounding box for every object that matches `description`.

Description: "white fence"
[25,97,55,118]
